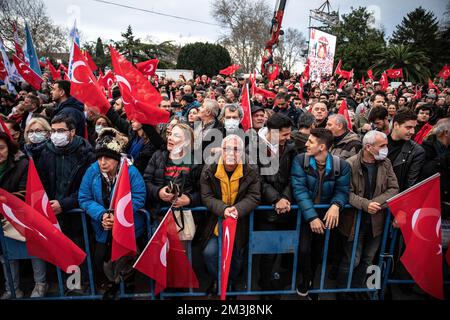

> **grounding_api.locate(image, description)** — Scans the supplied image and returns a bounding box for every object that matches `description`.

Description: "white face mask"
[28,132,47,144]
[95,125,105,135]
[224,119,240,131]
[51,132,70,148]
[374,146,388,161]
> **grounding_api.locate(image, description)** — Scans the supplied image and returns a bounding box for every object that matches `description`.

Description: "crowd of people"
[0,67,449,300]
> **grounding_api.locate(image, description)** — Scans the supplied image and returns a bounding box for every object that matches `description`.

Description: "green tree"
[94,37,108,70]
[177,42,231,76]
[370,44,431,83]
[391,7,440,72]
[330,7,386,80]
[113,26,179,68]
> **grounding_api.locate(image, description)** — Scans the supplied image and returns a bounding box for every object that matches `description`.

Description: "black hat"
[181,94,195,104]
[251,105,265,114]
[95,128,129,162]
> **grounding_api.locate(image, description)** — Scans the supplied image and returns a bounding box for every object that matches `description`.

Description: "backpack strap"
[303,153,310,171]
[332,155,341,177]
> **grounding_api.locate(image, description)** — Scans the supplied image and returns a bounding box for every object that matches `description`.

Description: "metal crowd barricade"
[1,205,448,300]
[379,221,450,299]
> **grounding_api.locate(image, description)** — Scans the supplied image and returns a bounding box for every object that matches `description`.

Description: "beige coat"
[339,151,399,240]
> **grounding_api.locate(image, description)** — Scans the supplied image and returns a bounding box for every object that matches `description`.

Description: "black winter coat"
[143,149,201,213]
[37,136,95,237]
[106,108,164,173]
[53,97,86,138]
[0,153,28,199]
[389,139,425,191]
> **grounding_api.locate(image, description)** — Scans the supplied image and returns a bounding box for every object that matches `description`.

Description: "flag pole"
[386,173,440,204]
[132,205,174,268]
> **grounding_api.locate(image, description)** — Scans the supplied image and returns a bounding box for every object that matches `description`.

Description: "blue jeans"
[0,257,47,291]
[337,220,381,288]
[202,236,244,284]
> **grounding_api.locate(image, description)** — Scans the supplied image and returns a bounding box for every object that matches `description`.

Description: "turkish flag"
[268,64,280,81]
[254,87,276,99]
[386,68,403,79]
[13,23,26,63]
[58,64,68,73]
[334,59,342,76]
[111,161,136,261]
[221,217,237,300]
[0,56,7,81]
[0,188,86,272]
[240,83,252,131]
[367,69,374,80]
[25,158,60,229]
[387,174,444,300]
[361,76,365,86]
[82,50,98,72]
[134,209,199,295]
[339,69,352,80]
[413,86,422,100]
[46,59,61,80]
[110,46,169,125]
[438,65,450,80]
[0,117,13,141]
[13,55,43,90]
[338,79,346,90]
[303,59,310,81]
[379,72,389,91]
[298,78,304,99]
[413,123,433,145]
[99,70,116,98]
[136,59,159,77]
[338,99,352,130]
[69,43,110,115]
[219,64,241,76]
[428,79,441,94]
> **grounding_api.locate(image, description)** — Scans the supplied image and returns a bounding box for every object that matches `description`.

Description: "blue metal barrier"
[1,205,448,300]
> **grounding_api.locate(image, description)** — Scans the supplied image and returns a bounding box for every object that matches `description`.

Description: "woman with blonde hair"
[24,117,51,163]
[143,123,201,213]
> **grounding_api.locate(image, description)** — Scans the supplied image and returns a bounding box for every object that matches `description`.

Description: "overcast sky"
[43,0,448,45]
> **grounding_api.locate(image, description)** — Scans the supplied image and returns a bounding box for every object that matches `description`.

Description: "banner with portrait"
[307,28,337,83]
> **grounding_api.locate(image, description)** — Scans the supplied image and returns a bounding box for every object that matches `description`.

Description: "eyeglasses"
[51,129,70,134]
[28,129,47,134]
[222,147,242,154]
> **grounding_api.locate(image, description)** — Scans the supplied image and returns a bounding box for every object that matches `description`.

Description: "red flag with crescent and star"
[111,160,136,261]
[13,55,43,90]
[387,174,444,300]
[133,209,199,295]
[386,68,403,79]
[136,59,159,77]
[25,157,60,230]
[46,58,61,80]
[0,188,86,272]
[110,46,169,125]
[13,22,27,63]
[338,99,352,130]
[69,43,110,114]
[221,216,237,300]
[240,83,252,131]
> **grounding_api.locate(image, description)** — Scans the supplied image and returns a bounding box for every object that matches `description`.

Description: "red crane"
[261,0,287,77]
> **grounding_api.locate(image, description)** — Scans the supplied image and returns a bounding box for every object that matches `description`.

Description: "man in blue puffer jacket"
[78,128,146,298]
[291,128,350,299]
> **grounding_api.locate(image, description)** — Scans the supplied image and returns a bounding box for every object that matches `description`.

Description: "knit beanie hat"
[95,128,129,161]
